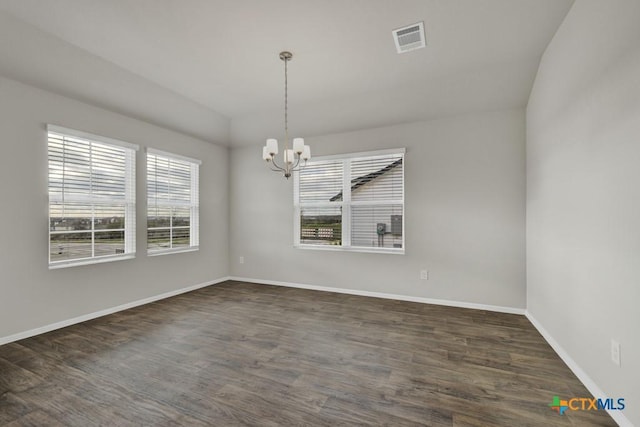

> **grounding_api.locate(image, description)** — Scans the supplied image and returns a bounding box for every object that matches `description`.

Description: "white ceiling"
[0,0,574,146]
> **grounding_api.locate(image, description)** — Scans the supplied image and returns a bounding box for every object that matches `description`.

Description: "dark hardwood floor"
[0,280,616,426]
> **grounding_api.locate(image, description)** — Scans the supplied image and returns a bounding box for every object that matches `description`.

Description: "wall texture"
[230,109,526,310]
[526,0,640,424]
[0,76,229,340]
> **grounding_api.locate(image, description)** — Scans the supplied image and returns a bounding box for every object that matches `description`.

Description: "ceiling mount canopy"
[279,51,292,61]
[262,51,311,179]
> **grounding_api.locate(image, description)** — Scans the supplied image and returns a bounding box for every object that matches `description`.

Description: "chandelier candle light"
[262,51,311,179]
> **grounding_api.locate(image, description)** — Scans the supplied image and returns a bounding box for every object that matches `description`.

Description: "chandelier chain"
[284,55,288,144]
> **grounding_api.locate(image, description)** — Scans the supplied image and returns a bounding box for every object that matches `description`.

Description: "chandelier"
[262,51,311,179]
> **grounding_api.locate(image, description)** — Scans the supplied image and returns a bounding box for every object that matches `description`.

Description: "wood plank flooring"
[0,280,616,426]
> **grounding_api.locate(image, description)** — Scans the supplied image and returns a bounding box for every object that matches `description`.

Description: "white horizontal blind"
[294,149,404,252]
[350,154,403,249]
[298,160,343,203]
[296,160,343,245]
[147,150,200,254]
[48,128,137,266]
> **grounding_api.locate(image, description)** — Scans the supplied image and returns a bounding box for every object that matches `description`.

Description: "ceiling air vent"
[392,22,426,54]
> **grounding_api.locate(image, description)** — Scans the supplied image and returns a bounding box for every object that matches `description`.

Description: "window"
[48,125,138,268]
[294,149,404,253]
[146,149,200,255]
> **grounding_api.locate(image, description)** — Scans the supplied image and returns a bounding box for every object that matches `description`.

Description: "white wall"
[527,0,640,425]
[0,76,229,340]
[230,109,526,309]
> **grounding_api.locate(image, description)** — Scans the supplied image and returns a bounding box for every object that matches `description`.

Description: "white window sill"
[147,247,199,257]
[49,254,135,269]
[294,244,404,255]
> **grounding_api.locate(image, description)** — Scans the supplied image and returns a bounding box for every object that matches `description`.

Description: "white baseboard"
[228,276,525,315]
[525,311,633,427]
[0,276,231,346]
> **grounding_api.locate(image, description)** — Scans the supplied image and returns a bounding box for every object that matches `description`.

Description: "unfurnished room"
[0,1,638,426]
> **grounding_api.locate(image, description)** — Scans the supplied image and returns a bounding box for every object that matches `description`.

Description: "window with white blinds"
[48,125,138,268]
[294,149,404,253]
[147,149,200,255]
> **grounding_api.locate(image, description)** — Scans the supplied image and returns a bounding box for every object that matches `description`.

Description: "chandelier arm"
[270,157,286,172]
[294,160,308,172]
[291,156,301,170]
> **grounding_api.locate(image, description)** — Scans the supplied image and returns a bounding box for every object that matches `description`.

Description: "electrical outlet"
[239,256,244,264]
[611,339,621,366]
[420,270,429,280]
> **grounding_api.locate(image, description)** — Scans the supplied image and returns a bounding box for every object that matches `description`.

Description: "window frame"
[146,148,200,256]
[47,125,139,269]
[293,148,405,254]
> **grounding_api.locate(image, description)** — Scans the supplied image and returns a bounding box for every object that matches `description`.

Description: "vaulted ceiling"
[0,0,574,146]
